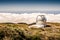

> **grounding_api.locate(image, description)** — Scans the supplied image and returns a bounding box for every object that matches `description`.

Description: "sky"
[0,0,60,12]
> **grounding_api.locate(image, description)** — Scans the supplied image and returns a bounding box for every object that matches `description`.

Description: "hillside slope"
[0,22,60,40]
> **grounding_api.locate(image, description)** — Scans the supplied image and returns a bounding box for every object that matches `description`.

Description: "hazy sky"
[0,0,60,12]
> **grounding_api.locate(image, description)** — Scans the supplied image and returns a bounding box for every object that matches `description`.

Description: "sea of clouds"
[0,13,60,24]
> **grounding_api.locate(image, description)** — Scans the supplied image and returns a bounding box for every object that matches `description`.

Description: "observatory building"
[29,15,46,28]
[36,15,46,28]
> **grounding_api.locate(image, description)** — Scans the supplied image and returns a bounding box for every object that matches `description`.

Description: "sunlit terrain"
[0,22,60,40]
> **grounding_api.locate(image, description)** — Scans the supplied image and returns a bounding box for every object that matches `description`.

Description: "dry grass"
[0,22,60,40]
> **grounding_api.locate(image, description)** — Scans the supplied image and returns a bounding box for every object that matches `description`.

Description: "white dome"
[36,15,46,21]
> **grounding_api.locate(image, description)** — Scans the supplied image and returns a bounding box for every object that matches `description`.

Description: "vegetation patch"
[0,23,60,40]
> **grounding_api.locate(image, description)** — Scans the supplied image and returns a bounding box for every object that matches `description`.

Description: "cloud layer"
[0,13,60,24]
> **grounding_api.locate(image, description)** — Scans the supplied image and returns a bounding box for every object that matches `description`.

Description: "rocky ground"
[0,22,60,40]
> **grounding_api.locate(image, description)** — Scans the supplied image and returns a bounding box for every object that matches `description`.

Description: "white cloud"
[0,13,60,24]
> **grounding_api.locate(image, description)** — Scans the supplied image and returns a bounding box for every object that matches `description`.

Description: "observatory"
[29,15,46,28]
[36,15,46,28]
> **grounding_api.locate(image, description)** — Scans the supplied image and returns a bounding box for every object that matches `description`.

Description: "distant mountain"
[0,11,60,14]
